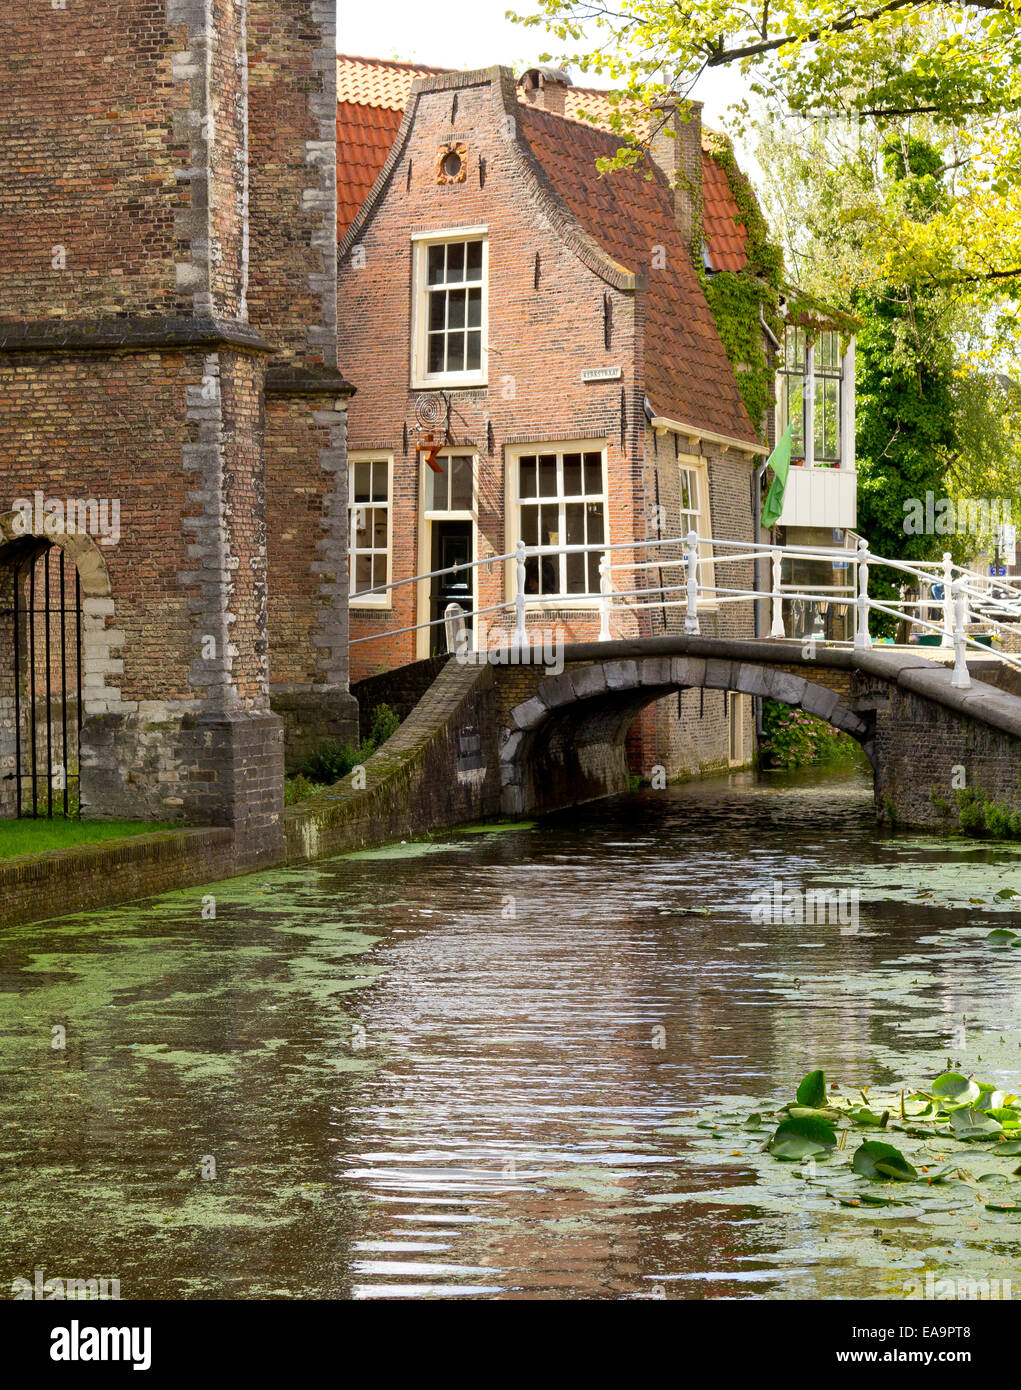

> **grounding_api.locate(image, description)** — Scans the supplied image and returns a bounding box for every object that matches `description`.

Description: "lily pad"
[769,1135,830,1159]
[931,1072,981,1105]
[848,1105,888,1127]
[768,1114,837,1159]
[853,1141,918,1181]
[796,1069,828,1108]
[951,1108,1003,1139]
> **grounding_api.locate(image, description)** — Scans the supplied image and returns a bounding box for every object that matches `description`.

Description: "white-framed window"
[424,452,474,515]
[411,228,488,388]
[778,325,807,462]
[349,453,392,607]
[676,456,716,605]
[679,465,702,537]
[776,325,848,468]
[510,444,608,601]
[813,331,842,464]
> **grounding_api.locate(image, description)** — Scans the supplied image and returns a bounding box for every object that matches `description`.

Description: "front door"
[430,520,473,655]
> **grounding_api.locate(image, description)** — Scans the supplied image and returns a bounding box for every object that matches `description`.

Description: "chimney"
[517,66,572,119]
[649,99,704,256]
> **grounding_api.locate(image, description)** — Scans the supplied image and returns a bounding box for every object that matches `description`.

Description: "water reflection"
[1,767,1020,1298]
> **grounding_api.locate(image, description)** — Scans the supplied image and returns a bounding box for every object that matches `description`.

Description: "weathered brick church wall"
[247,0,359,746]
[0,3,185,319]
[0,0,323,861]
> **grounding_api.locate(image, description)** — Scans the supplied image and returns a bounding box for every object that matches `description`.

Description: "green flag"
[761,422,794,530]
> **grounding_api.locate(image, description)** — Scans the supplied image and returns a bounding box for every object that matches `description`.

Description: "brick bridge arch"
[497,648,875,816]
[339,636,1021,838]
[475,634,1021,827]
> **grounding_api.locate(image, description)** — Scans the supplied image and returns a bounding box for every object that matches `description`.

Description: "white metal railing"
[349,531,1021,692]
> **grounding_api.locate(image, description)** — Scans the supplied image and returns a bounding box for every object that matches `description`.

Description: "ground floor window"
[349,454,391,605]
[516,446,607,598]
[673,456,716,607]
[679,465,702,538]
[778,550,852,641]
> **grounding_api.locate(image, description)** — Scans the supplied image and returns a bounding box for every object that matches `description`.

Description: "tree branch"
[706,0,1004,66]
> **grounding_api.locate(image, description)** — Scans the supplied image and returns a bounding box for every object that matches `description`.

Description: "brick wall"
[248,0,358,743]
[0,1,185,318]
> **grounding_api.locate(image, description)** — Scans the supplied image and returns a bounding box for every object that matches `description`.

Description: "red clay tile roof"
[701,147,747,273]
[336,54,448,110]
[337,54,751,272]
[518,105,756,443]
[335,55,757,442]
[337,101,403,237]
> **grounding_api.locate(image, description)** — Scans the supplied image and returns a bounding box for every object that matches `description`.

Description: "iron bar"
[60,549,69,817]
[44,547,52,817]
[28,556,37,816]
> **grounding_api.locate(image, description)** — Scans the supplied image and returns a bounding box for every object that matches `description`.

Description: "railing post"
[941,551,954,648]
[444,602,467,658]
[514,540,527,649]
[951,578,971,689]
[855,537,872,649]
[598,553,611,641]
[769,546,785,638]
[684,529,700,635]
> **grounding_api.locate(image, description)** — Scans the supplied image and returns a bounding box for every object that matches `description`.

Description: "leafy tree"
[511,0,1021,300]
[757,114,1020,567]
[853,284,958,577]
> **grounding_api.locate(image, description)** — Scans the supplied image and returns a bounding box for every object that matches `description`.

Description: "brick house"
[336,55,801,777]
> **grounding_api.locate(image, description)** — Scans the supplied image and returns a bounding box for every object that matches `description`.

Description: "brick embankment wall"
[0,828,234,928]
[869,678,1021,829]
[351,654,450,740]
[284,657,501,861]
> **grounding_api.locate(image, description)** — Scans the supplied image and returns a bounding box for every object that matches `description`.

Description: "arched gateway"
[0,517,120,820]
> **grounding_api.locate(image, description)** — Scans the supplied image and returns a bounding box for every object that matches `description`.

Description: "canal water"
[2,767,1020,1300]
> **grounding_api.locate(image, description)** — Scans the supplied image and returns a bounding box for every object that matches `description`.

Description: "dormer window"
[411,228,488,388]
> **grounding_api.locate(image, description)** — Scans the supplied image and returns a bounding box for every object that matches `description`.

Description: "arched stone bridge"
[296,633,1021,865]
[484,636,1021,829]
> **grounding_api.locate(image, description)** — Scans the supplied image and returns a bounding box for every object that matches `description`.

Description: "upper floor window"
[778,325,807,462]
[813,331,842,464]
[515,446,606,599]
[777,325,847,467]
[412,230,488,388]
[349,454,391,607]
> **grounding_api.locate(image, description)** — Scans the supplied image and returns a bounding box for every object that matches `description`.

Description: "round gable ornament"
[435,142,468,185]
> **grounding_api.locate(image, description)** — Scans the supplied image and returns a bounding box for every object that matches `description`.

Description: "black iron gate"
[1,544,83,818]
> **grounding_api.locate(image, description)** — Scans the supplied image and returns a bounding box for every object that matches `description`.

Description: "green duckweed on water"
[3,772,1021,1299]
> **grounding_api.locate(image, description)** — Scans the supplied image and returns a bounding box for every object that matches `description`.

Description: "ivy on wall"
[697,136,784,439]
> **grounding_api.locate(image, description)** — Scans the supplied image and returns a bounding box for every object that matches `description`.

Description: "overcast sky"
[338,0,750,133]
